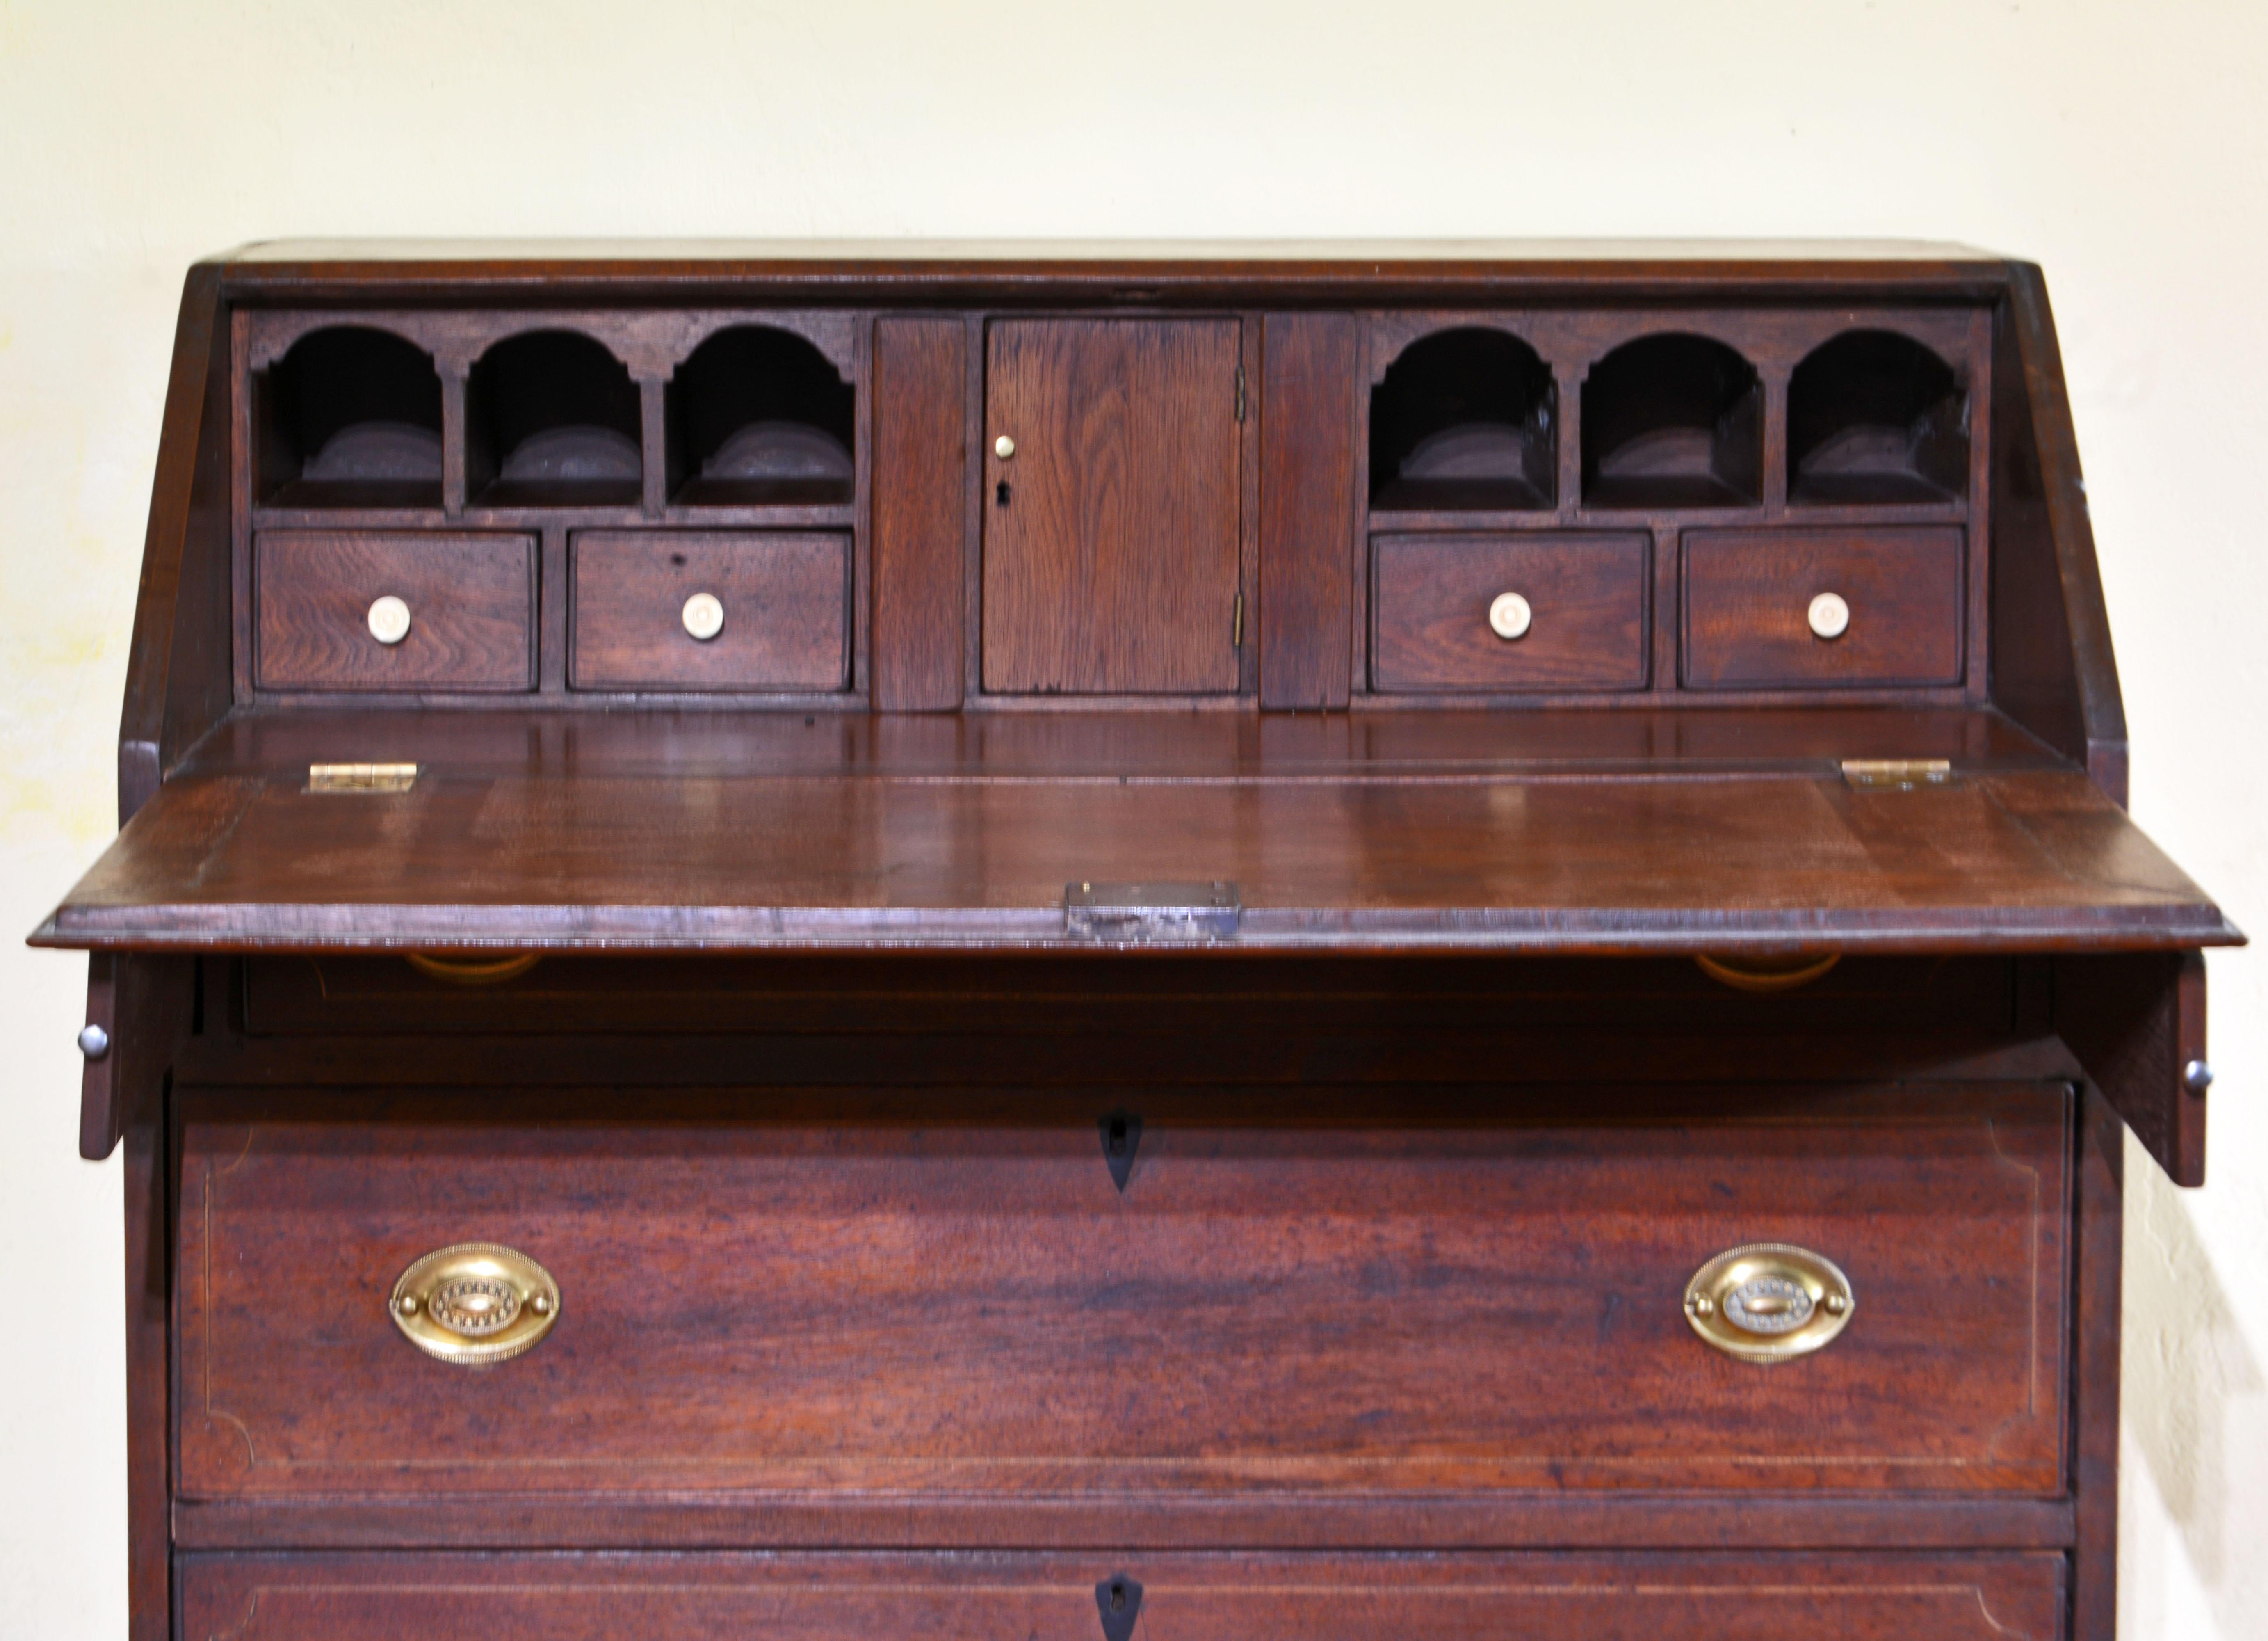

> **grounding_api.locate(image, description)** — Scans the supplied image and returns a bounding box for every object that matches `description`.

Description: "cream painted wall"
[2,2,2263,1634]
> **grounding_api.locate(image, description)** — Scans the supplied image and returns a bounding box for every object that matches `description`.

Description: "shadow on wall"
[2122,1143,2263,1632]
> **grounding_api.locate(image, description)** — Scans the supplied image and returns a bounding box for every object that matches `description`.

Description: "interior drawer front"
[176,1083,2069,1505]
[254,530,535,692]
[570,530,850,690]
[1682,526,1963,689]
[180,1551,2067,1641]
[1371,531,1648,691]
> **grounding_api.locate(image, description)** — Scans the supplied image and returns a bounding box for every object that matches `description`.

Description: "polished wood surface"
[869,316,969,711]
[1258,313,1360,709]
[982,319,1243,694]
[178,1550,2067,1641]
[177,1082,2066,1504]
[569,530,848,691]
[1682,527,1964,689]
[254,530,534,692]
[32,712,2231,952]
[1372,532,1649,692]
[33,246,2243,1639]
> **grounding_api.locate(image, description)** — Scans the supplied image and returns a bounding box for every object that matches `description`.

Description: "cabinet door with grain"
[982,318,1243,694]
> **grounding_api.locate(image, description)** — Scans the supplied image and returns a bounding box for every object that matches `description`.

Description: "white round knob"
[994,434,1016,460]
[681,592,725,642]
[366,595,411,646]
[1487,592,1533,642]
[1807,592,1850,641]
[77,1024,110,1060]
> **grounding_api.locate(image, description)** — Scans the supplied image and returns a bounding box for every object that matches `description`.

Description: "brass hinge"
[1234,364,1246,423]
[1232,590,1245,648]
[308,762,419,794]
[1840,758,1953,791]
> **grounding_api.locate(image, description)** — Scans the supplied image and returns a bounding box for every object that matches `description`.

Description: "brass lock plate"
[1684,1242,1854,1364]
[390,1243,560,1365]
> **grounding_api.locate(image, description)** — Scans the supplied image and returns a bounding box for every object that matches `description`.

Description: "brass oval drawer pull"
[1685,1243,1853,1364]
[390,1243,560,1365]
[404,953,542,987]
[1693,951,1840,992]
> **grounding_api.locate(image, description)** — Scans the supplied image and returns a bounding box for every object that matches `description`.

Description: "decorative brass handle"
[1685,1243,1854,1364]
[404,953,542,987]
[390,1243,560,1365]
[1693,951,1841,992]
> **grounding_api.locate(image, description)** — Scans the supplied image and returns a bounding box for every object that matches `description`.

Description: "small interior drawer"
[254,530,535,692]
[179,1551,2067,1641]
[1682,526,1963,689]
[570,530,850,691]
[1371,531,1649,692]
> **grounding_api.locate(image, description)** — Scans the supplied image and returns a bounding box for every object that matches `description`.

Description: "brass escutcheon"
[405,953,543,987]
[1684,1242,1854,1364]
[1693,951,1841,993]
[390,1243,560,1366]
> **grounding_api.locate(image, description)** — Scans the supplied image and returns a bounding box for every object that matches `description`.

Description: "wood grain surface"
[1683,527,1963,689]
[983,319,1242,694]
[1372,533,1648,692]
[176,1082,2066,1503]
[569,530,848,691]
[177,1550,2067,1641]
[32,711,2233,951]
[870,316,970,710]
[254,531,534,692]
[1258,313,1359,709]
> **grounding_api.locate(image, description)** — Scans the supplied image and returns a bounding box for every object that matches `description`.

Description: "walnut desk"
[33,242,2239,1641]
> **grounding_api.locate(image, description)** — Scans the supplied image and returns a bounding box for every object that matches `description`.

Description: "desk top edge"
[212,238,2019,299]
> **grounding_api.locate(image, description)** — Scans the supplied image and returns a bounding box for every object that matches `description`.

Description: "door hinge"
[1840,758,1954,791]
[1234,364,1246,423]
[308,762,419,794]
[1232,590,1244,648]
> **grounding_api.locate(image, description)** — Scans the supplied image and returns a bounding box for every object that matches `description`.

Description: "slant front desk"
[35,243,2239,1641]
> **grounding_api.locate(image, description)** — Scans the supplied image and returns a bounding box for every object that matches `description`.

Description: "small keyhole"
[996,480,1012,507]
[1110,1586,1127,1614]
[1108,1118,1128,1155]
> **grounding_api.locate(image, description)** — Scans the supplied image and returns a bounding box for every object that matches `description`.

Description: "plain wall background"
[3,2,2263,1634]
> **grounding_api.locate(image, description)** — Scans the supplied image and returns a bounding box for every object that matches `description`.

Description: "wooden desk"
[35,243,2236,1641]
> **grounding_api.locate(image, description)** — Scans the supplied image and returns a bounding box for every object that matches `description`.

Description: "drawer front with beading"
[175,1081,2069,1511]
[178,1551,2068,1641]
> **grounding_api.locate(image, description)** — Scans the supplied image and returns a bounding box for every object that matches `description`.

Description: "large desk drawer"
[176,1083,2069,1512]
[180,1551,2067,1641]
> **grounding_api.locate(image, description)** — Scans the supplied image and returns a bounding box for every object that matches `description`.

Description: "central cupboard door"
[983,318,1243,693]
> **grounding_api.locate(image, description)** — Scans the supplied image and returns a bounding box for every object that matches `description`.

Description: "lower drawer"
[179,1551,2067,1641]
[176,1082,2070,1518]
